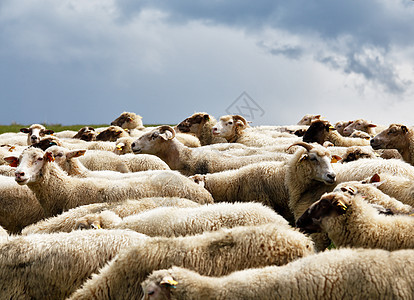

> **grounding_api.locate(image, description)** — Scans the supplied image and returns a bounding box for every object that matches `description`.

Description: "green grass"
[0,123,168,135]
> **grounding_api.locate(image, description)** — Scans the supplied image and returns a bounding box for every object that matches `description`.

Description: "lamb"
[68,223,315,299]
[74,202,289,237]
[297,191,414,250]
[5,147,213,216]
[47,146,169,177]
[342,118,377,136]
[0,229,148,299]
[131,126,289,176]
[0,175,45,234]
[23,197,201,235]
[176,112,227,145]
[20,123,54,145]
[212,114,301,147]
[142,248,414,300]
[303,119,370,146]
[72,126,97,141]
[297,114,321,125]
[370,123,414,165]
[96,125,130,142]
[190,161,294,223]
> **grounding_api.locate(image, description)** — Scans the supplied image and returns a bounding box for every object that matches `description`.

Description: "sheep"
[20,123,54,145]
[131,125,289,176]
[68,223,315,299]
[303,119,370,146]
[212,114,301,147]
[142,248,414,300]
[31,135,117,152]
[22,197,201,235]
[0,165,15,176]
[47,146,169,178]
[341,118,377,136]
[0,225,7,237]
[366,173,414,207]
[339,145,377,163]
[0,175,45,234]
[114,136,135,154]
[5,147,213,216]
[334,120,353,136]
[0,229,148,299]
[111,111,145,131]
[176,112,227,145]
[74,202,289,237]
[190,161,294,223]
[333,178,414,214]
[370,123,414,165]
[96,125,130,142]
[53,129,79,139]
[297,114,321,125]
[72,126,97,141]
[0,132,28,146]
[297,191,414,250]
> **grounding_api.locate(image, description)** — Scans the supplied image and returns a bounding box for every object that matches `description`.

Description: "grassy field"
[0,123,166,135]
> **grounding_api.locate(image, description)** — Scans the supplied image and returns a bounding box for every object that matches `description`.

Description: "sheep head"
[131,125,176,155]
[176,112,210,134]
[297,114,321,125]
[142,270,178,300]
[343,119,376,137]
[212,114,250,142]
[96,126,128,142]
[111,112,144,130]
[370,124,410,151]
[20,124,54,145]
[302,120,335,145]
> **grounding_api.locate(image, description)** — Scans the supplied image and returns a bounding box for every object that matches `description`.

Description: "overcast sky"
[1,0,414,126]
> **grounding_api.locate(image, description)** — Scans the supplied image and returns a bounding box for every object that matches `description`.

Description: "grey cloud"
[257,41,304,60]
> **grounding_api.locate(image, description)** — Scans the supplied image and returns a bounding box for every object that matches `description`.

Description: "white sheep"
[334,120,353,136]
[74,202,289,237]
[68,223,314,299]
[0,229,148,299]
[5,147,213,216]
[111,111,145,132]
[176,112,227,145]
[22,197,201,235]
[131,125,289,176]
[20,123,54,145]
[114,136,135,154]
[342,118,380,137]
[0,132,27,146]
[142,248,414,300]
[297,191,414,250]
[303,119,370,146]
[297,114,321,125]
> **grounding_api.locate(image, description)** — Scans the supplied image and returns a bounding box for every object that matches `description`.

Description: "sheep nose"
[131,142,136,148]
[327,173,336,181]
[15,171,25,178]
[31,135,37,140]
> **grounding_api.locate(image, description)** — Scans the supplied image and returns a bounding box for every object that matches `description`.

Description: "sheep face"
[176,113,210,134]
[73,127,96,141]
[131,126,176,155]
[343,119,376,137]
[302,120,334,145]
[5,148,51,185]
[114,137,134,155]
[46,146,86,171]
[212,115,248,140]
[297,114,321,125]
[370,124,409,150]
[142,273,176,300]
[111,112,143,130]
[96,126,127,142]
[334,121,352,136]
[20,124,54,145]
[306,150,337,184]
[296,192,350,234]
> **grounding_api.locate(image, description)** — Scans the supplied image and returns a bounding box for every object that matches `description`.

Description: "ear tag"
[337,200,348,211]
[329,126,335,131]
[331,157,338,163]
[46,152,55,162]
[160,277,178,288]
[8,146,15,152]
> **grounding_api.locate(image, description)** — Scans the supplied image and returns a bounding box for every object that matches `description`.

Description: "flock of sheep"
[0,111,413,299]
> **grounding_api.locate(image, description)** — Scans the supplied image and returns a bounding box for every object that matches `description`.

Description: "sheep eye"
[148,291,154,295]
[56,153,63,157]
[228,121,233,125]
[37,157,43,161]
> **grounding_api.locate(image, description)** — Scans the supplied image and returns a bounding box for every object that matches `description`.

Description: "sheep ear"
[203,114,210,121]
[44,152,55,162]
[401,126,408,134]
[4,156,19,167]
[43,129,54,135]
[67,150,86,159]
[368,124,377,128]
[331,155,342,163]
[20,128,30,133]
[370,174,381,183]
[160,276,178,287]
[160,131,174,140]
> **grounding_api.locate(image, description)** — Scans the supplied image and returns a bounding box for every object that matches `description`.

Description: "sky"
[1,0,414,127]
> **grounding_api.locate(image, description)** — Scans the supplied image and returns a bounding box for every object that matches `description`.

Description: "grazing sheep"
[74,202,289,237]
[370,123,414,165]
[0,229,148,299]
[176,112,227,145]
[5,147,213,216]
[142,248,414,300]
[342,118,378,136]
[297,191,414,250]
[212,115,301,147]
[334,120,353,136]
[297,114,321,125]
[303,120,370,146]
[68,223,314,299]
[96,125,130,142]
[72,126,97,141]
[333,179,414,214]
[47,146,169,178]
[111,111,145,131]
[131,126,288,176]
[0,175,45,234]
[190,161,294,223]
[20,123,54,145]
[23,197,201,235]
